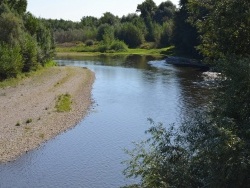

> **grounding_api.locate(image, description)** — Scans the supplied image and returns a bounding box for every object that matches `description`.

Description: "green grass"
[44,60,58,67]
[0,60,57,89]
[0,74,27,88]
[55,93,72,112]
[56,42,175,58]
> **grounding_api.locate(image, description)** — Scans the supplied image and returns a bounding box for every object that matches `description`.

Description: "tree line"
[123,0,250,187]
[0,0,200,79]
[0,0,54,80]
[44,0,198,56]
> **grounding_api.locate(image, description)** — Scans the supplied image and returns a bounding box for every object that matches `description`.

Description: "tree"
[154,1,176,24]
[0,11,23,45]
[137,0,157,42]
[97,24,114,43]
[1,0,27,15]
[116,23,143,48]
[100,12,119,26]
[121,14,148,39]
[172,0,200,57]
[159,21,173,47]
[81,16,99,27]
[0,0,54,79]
[137,0,157,19]
[21,33,38,72]
[188,0,250,60]
[123,0,250,187]
[0,43,23,79]
[36,22,54,64]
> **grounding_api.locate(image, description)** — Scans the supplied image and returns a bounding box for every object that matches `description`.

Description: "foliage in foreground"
[123,58,250,188]
[123,0,250,185]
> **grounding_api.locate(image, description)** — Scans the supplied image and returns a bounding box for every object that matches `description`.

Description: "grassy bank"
[0,60,57,89]
[56,42,175,58]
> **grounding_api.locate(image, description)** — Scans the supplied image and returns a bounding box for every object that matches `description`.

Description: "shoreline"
[165,56,210,70]
[0,66,95,163]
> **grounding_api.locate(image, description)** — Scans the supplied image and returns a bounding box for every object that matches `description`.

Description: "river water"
[0,55,211,188]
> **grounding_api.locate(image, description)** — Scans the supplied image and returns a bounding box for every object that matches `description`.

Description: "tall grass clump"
[55,93,72,112]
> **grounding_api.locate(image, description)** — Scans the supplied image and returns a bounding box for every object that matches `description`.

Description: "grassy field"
[56,42,175,58]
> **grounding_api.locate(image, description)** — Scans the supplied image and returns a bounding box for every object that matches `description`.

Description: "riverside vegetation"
[0,0,249,186]
[43,0,199,58]
[0,0,54,80]
[122,0,250,187]
[0,0,95,162]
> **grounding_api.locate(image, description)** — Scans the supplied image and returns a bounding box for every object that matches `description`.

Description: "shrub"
[116,23,143,48]
[98,43,109,53]
[110,40,128,52]
[0,43,23,79]
[85,39,94,46]
[21,33,39,72]
[55,93,72,112]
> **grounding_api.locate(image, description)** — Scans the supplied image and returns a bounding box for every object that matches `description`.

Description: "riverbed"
[0,55,212,188]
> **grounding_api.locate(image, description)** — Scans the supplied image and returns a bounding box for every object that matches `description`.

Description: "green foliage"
[100,12,119,25]
[124,119,192,188]
[36,22,54,65]
[159,21,173,47]
[110,40,128,52]
[154,1,176,24]
[0,43,23,79]
[81,16,99,27]
[97,24,114,42]
[123,2,250,186]
[116,23,143,48]
[124,74,250,187]
[0,2,54,80]
[0,11,23,45]
[214,56,250,127]
[5,0,27,15]
[55,93,72,112]
[46,0,177,50]
[137,0,157,19]
[85,39,94,46]
[98,43,109,53]
[21,33,39,72]
[172,0,200,58]
[188,0,250,60]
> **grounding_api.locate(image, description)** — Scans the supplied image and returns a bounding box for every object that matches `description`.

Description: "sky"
[27,0,179,21]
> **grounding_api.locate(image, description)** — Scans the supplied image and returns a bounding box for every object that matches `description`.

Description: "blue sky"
[27,0,179,21]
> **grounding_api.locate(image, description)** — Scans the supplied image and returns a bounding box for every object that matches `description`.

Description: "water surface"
[0,55,211,188]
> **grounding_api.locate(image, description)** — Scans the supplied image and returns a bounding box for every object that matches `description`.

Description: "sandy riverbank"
[0,66,95,163]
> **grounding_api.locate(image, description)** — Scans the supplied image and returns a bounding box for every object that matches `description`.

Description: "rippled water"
[0,55,211,188]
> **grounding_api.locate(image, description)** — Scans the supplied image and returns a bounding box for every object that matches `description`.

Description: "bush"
[124,56,250,188]
[0,43,23,79]
[97,24,113,41]
[85,39,94,46]
[21,34,39,72]
[110,40,128,52]
[116,23,143,48]
[98,43,109,53]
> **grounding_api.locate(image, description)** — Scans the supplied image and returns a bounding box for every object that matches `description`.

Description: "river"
[0,55,212,188]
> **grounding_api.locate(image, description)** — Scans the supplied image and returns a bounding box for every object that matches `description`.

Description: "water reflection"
[0,55,212,188]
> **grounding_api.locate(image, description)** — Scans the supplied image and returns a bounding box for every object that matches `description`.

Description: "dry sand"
[0,66,95,163]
